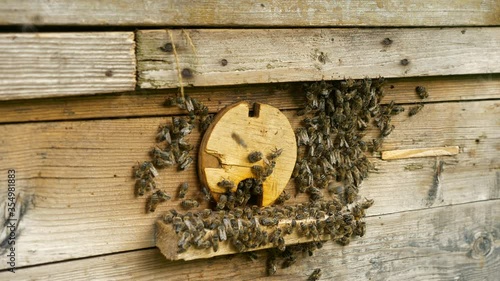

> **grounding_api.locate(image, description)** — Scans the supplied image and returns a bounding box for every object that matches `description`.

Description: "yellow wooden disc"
[198,101,297,206]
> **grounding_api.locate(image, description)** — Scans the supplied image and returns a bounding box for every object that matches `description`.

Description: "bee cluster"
[133,94,213,213]
[293,78,403,206]
[160,197,373,258]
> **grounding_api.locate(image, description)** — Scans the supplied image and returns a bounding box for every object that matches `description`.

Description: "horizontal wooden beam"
[0,32,136,100]
[0,100,497,269]
[0,1,498,27]
[3,200,498,280]
[0,74,498,123]
[137,28,500,89]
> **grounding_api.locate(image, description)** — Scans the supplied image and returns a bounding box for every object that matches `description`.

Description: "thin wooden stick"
[381,146,459,160]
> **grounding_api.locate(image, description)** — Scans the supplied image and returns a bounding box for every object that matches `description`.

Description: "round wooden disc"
[198,101,297,206]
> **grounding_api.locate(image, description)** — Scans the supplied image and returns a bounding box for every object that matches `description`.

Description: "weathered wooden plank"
[137,28,500,89]
[2,200,498,280]
[1,74,498,123]
[0,100,497,269]
[0,32,136,100]
[0,0,498,27]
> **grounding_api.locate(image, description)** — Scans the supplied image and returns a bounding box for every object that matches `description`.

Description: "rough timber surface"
[2,200,498,280]
[0,74,498,123]
[0,99,498,269]
[137,28,500,89]
[0,0,498,27]
[0,32,136,100]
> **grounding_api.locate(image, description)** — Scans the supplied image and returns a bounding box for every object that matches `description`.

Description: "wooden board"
[0,99,498,269]
[381,146,460,160]
[199,102,297,206]
[0,74,499,123]
[0,0,498,27]
[0,32,136,100]
[137,28,500,89]
[2,200,498,280]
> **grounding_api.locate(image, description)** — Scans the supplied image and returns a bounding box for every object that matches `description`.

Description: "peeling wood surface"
[0,99,498,269]
[2,200,498,280]
[137,28,500,89]
[1,74,498,124]
[0,32,136,100]
[0,0,498,27]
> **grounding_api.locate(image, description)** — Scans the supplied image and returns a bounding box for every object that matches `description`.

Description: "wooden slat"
[2,200,498,280]
[0,100,498,269]
[381,146,460,160]
[137,28,500,89]
[0,74,499,123]
[0,0,498,27]
[0,32,136,100]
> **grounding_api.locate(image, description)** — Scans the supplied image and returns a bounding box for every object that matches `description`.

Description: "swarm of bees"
[293,78,402,207]
[133,77,425,277]
[160,197,373,259]
[132,95,214,213]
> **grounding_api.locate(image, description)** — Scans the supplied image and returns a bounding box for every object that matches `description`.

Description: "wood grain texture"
[0,32,136,100]
[0,100,498,269]
[381,146,460,160]
[137,28,500,89]
[2,200,498,280]
[0,0,498,27]
[0,74,498,123]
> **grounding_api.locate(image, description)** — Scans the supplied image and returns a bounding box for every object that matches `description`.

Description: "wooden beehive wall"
[0,1,499,280]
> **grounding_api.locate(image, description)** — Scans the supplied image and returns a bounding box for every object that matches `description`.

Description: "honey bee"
[231,132,247,148]
[216,194,227,210]
[156,125,172,143]
[251,165,264,178]
[308,268,322,281]
[217,179,235,191]
[200,185,212,201]
[268,148,283,160]
[179,156,193,171]
[211,233,219,252]
[266,254,277,276]
[415,86,428,99]
[181,199,199,209]
[248,151,263,163]
[178,182,189,198]
[177,231,191,253]
[409,104,424,116]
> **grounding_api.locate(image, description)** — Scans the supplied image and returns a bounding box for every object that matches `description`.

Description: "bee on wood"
[181,199,199,209]
[361,198,374,209]
[409,104,424,117]
[415,86,429,99]
[134,161,158,179]
[251,165,264,178]
[147,190,171,213]
[274,190,290,205]
[248,151,263,163]
[216,194,228,210]
[282,254,297,268]
[211,233,219,252]
[266,254,277,276]
[268,148,283,161]
[177,231,191,253]
[217,225,227,241]
[231,132,247,148]
[308,268,322,281]
[217,179,235,191]
[178,182,189,199]
[156,125,172,144]
[200,185,212,202]
[179,156,193,171]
